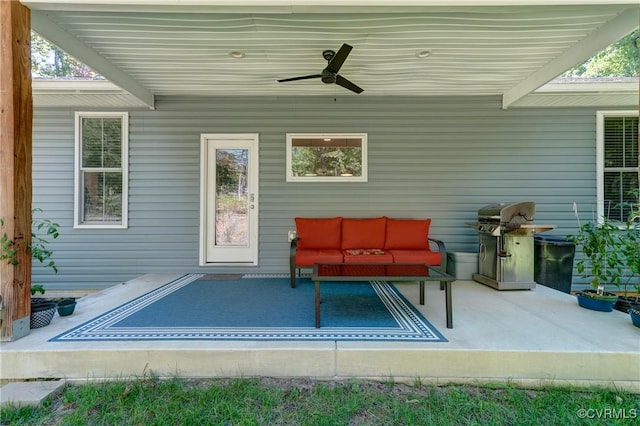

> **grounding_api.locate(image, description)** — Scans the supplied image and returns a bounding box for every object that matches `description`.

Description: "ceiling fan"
[277,43,363,94]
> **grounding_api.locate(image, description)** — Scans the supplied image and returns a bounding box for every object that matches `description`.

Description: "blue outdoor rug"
[51,274,446,342]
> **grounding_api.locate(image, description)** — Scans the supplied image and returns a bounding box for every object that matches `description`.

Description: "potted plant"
[630,307,640,328]
[615,222,640,312]
[29,214,62,326]
[1,212,62,327]
[568,218,623,312]
[618,190,640,323]
[56,297,77,316]
[29,284,57,328]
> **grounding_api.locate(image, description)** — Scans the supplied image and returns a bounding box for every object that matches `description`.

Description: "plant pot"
[629,308,640,328]
[576,290,618,312]
[615,296,640,313]
[30,298,57,328]
[57,298,77,316]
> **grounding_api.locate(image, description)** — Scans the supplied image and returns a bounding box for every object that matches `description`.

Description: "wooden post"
[1,0,33,340]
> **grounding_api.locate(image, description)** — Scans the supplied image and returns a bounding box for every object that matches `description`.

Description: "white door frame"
[199,133,259,266]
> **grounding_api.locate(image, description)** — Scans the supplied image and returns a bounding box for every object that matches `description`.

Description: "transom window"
[74,112,128,228]
[597,111,639,223]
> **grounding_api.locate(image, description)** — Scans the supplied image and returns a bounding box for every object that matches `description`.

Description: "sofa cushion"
[295,217,342,250]
[388,249,441,265]
[295,249,343,266]
[341,217,387,249]
[384,218,431,250]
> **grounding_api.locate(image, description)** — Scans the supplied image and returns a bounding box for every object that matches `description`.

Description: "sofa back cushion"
[295,217,342,250]
[384,218,431,250]
[341,217,387,249]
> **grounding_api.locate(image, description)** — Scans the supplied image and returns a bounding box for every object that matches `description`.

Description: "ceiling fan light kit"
[277,43,363,94]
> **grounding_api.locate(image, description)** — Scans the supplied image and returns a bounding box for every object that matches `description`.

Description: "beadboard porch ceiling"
[23,1,639,109]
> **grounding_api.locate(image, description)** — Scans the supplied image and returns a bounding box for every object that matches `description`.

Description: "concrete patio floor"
[1,274,638,393]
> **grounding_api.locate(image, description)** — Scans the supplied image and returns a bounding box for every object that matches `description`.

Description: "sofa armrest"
[290,237,298,288]
[428,237,447,274]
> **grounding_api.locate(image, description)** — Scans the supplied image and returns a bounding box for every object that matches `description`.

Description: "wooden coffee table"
[311,263,456,329]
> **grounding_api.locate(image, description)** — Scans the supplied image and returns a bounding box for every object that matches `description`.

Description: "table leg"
[315,280,320,328]
[419,281,425,305]
[444,280,453,328]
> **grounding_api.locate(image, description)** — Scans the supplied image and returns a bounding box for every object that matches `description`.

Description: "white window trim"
[596,110,638,223]
[286,133,368,182]
[74,111,129,229]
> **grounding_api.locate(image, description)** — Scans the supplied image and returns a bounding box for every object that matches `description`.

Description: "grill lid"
[477,201,535,223]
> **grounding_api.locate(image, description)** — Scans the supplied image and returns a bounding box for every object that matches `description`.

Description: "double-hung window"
[74,112,128,228]
[597,111,639,223]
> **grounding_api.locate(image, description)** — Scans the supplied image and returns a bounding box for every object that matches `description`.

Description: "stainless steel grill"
[470,201,555,290]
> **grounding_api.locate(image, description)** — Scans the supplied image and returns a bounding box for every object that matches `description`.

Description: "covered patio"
[1,1,638,396]
[1,274,638,392]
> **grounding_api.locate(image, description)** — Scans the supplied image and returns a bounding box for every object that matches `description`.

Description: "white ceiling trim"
[32,78,639,109]
[22,1,640,15]
[501,7,639,109]
[31,10,155,109]
[510,93,638,108]
[22,0,640,10]
[33,79,124,93]
[536,79,639,93]
[510,79,639,107]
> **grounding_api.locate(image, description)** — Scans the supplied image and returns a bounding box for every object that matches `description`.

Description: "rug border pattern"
[51,274,447,342]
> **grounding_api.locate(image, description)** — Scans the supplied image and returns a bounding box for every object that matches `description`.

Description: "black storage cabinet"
[534,235,575,294]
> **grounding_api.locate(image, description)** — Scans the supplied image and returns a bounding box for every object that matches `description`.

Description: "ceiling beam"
[502,7,639,109]
[30,10,155,109]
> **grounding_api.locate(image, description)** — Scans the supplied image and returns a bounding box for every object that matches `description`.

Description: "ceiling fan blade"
[326,43,352,73]
[277,74,321,83]
[335,75,363,94]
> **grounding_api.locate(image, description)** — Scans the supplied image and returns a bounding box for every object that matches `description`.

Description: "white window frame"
[286,133,368,182]
[74,112,129,229]
[596,110,638,223]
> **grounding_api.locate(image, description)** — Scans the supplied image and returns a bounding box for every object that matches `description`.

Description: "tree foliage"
[216,149,248,197]
[563,30,639,78]
[291,147,362,177]
[31,32,100,78]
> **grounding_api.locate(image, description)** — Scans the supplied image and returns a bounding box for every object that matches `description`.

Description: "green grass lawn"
[2,377,638,425]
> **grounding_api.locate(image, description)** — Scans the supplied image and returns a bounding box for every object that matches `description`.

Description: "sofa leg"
[290,265,297,288]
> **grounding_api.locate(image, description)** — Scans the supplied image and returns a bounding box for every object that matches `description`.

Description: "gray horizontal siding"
[31,95,608,291]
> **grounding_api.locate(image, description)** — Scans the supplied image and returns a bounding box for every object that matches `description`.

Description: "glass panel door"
[200,134,258,265]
